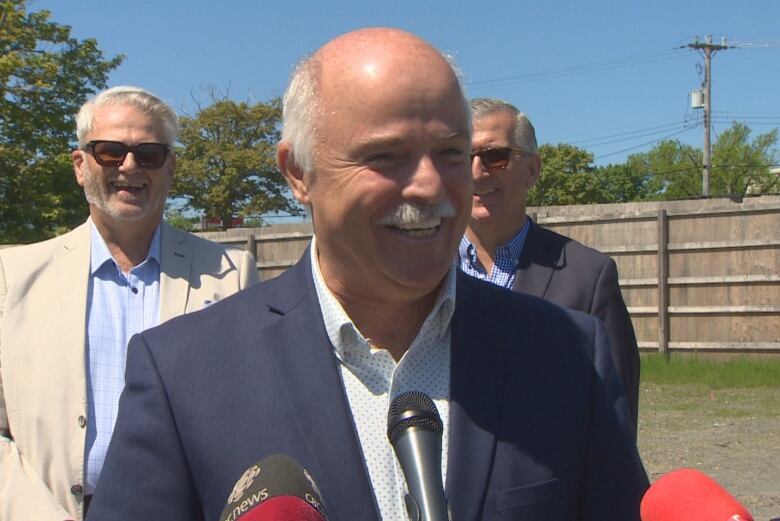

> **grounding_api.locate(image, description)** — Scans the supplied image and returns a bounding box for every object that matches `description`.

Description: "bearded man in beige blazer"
[0,86,259,521]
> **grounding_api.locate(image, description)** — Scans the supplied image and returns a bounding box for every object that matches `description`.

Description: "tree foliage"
[593,163,651,203]
[529,143,597,206]
[627,123,778,200]
[528,122,778,207]
[0,0,123,243]
[627,140,702,200]
[173,97,300,229]
[711,123,778,196]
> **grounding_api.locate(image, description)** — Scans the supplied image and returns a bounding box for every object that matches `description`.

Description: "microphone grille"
[387,391,443,444]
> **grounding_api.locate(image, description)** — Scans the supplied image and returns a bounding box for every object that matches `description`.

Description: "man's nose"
[471,155,491,180]
[118,152,141,172]
[403,155,446,203]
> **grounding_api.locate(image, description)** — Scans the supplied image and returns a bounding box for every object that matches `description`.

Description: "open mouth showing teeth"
[474,188,497,196]
[112,182,145,193]
[387,221,441,238]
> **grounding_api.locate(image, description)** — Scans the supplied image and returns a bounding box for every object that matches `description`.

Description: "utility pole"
[688,36,731,197]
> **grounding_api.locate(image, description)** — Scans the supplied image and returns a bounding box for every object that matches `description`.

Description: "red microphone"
[640,468,753,521]
[228,496,324,521]
[219,454,327,521]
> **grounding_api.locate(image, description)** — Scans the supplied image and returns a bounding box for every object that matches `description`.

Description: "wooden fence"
[4,197,776,354]
[198,196,780,355]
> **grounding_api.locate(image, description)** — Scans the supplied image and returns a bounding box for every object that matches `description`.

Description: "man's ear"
[277,141,311,205]
[526,154,542,189]
[72,149,86,187]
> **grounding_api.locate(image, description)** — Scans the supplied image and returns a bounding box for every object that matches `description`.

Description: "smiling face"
[279,29,473,306]
[72,104,174,232]
[469,110,541,245]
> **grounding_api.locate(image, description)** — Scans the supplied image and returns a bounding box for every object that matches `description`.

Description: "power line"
[468,48,686,89]
[728,41,780,49]
[711,118,780,126]
[554,117,691,142]
[594,126,696,160]
[713,110,780,117]
[571,122,694,148]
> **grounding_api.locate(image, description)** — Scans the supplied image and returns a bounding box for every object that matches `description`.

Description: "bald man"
[88,29,648,521]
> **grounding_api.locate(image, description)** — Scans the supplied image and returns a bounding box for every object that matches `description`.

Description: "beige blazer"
[0,220,259,521]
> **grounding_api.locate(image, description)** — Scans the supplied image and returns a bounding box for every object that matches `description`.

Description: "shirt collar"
[310,235,457,362]
[89,218,162,275]
[459,217,532,268]
[500,217,531,258]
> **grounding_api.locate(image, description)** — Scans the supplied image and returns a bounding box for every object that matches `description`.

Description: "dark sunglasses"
[470,147,524,170]
[84,140,171,169]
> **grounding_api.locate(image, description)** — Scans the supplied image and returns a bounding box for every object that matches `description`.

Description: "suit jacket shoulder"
[516,222,640,433]
[158,223,259,321]
[0,221,90,280]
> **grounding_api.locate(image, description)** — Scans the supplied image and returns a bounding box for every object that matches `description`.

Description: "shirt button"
[71,484,83,496]
[131,287,138,294]
[78,415,86,428]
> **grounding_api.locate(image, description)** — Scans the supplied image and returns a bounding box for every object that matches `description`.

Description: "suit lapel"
[54,222,91,400]
[263,255,380,521]
[446,273,501,521]
[159,224,192,322]
[514,223,563,298]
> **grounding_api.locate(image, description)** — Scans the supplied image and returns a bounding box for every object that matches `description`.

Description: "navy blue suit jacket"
[88,250,648,521]
[515,222,640,431]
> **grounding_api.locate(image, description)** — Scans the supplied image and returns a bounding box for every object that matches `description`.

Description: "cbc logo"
[228,464,262,504]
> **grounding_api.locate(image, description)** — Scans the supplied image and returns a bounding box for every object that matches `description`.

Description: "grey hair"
[76,86,178,147]
[281,56,321,175]
[469,97,537,155]
[281,50,471,174]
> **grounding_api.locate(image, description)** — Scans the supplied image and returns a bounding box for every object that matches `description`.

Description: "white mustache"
[377,200,456,228]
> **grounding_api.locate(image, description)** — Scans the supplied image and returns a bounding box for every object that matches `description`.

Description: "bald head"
[281,28,469,174]
[277,27,474,313]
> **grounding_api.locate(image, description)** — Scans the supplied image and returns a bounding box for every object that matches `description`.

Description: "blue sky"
[34,0,779,168]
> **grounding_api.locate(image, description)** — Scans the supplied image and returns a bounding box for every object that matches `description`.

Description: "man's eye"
[365,152,397,163]
[440,148,467,160]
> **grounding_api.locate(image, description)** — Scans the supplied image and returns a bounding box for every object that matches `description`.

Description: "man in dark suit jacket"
[89,28,647,521]
[461,98,640,429]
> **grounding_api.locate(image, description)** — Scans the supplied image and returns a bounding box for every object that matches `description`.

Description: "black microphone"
[387,391,449,521]
[219,453,327,521]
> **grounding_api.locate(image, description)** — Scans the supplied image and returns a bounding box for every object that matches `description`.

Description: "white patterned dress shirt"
[310,237,454,521]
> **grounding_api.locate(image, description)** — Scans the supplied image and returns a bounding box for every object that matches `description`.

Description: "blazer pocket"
[494,478,562,513]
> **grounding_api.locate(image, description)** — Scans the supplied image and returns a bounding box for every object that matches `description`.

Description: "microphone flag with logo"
[219,453,327,521]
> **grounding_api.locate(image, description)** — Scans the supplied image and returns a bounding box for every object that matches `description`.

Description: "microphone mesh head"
[387,391,443,444]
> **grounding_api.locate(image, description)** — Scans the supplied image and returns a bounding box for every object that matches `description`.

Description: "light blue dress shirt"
[84,222,161,494]
[459,218,531,289]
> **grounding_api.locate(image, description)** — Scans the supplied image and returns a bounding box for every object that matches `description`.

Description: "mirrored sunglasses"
[470,147,524,170]
[84,140,170,169]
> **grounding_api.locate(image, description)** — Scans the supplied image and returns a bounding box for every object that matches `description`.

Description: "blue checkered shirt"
[458,219,531,290]
[84,222,161,494]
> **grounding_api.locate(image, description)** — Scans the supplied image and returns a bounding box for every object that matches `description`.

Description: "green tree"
[711,123,778,196]
[529,143,597,206]
[627,123,778,199]
[592,163,651,203]
[173,97,299,229]
[164,208,198,232]
[627,140,701,199]
[0,0,123,243]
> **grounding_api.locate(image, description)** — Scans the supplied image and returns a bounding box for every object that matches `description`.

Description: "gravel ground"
[637,383,780,520]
